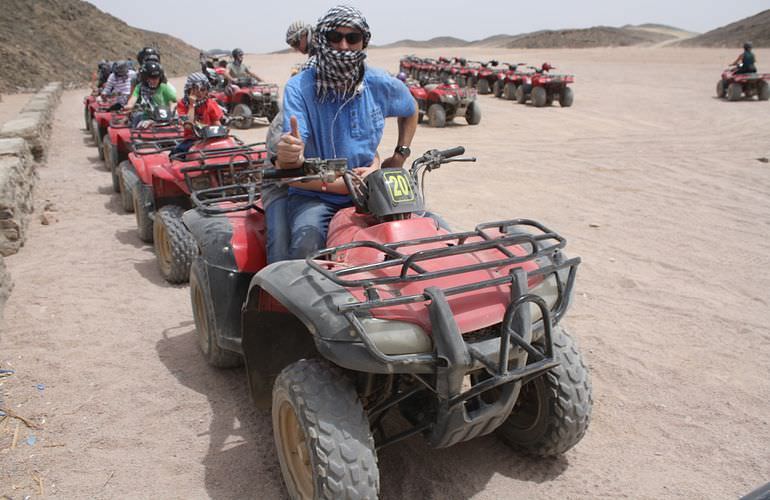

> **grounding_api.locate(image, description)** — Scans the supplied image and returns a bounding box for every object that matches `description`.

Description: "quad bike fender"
[231,92,252,106]
[245,260,433,376]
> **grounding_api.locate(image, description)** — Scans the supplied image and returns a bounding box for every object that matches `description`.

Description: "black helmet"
[141,61,163,79]
[137,47,160,65]
[114,61,130,77]
[232,48,244,59]
[744,41,753,51]
[143,53,160,65]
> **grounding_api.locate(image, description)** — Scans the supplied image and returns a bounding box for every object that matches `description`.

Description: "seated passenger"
[732,42,757,74]
[227,48,264,83]
[99,61,135,107]
[173,72,225,155]
[124,61,177,128]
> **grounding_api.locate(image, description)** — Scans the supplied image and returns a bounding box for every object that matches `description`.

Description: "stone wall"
[0,82,62,324]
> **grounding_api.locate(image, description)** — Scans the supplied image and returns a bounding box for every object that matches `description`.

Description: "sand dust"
[1,47,769,499]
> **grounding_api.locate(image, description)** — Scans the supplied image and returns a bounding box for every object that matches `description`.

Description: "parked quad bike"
[493,63,533,100]
[514,64,575,108]
[716,66,770,101]
[120,124,266,283]
[408,79,481,127]
[184,147,593,499]
[88,95,122,161]
[211,77,280,129]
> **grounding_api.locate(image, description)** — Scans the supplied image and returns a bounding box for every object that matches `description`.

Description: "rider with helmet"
[173,72,225,154]
[732,42,757,74]
[124,61,177,127]
[99,61,135,107]
[227,48,263,82]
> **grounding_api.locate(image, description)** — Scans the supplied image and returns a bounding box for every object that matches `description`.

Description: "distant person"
[732,42,757,74]
[227,48,263,82]
[215,60,228,76]
[173,72,225,155]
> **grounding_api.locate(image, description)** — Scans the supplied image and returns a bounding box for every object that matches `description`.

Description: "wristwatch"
[394,145,411,158]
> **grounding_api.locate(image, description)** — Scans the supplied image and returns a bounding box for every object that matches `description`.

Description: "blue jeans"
[287,193,351,260]
[265,195,290,264]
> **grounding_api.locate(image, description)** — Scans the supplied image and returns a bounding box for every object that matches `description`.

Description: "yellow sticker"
[383,170,415,203]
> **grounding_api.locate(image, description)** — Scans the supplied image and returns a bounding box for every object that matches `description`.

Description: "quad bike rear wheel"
[153,205,196,284]
[428,103,446,128]
[477,78,491,94]
[118,161,136,213]
[102,134,113,172]
[515,85,528,104]
[190,257,242,368]
[758,81,770,101]
[497,325,592,456]
[231,103,253,129]
[727,82,743,101]
[716,80,726,98]
[84,106,91,131]
[493,80,504,98]
[559,87,575,108]
[465,101,482,125]
[273,359,379,500]
[532,86,548,107]
[503,82,517,100]
[132,183,154,243]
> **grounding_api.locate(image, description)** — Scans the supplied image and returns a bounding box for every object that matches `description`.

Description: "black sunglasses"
[325,30,364,44]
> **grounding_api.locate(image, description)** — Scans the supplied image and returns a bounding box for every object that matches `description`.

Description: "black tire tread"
[119,161,136,213]
[497,326,592,457]
[274,359,379,500]
[154,205,196,284]
[133,183,154,243]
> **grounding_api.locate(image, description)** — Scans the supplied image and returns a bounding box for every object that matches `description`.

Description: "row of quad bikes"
[401,56,575,108]
[84,89,593,499]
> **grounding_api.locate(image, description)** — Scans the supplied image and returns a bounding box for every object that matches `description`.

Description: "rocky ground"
[1,47,769,499]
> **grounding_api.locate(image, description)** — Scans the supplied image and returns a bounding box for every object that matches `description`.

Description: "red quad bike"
[399,55,420,77]
[110,107,185,206]
[408,79,481,128]
[716,66,770,101]
[184,146,592,499]
[212,77,280,129]
[515,64,575,108]
[88,96,121,160]
[121,125,266,283]
[458,60,483,88]
[492,63,529,99]
[475,60,501,95]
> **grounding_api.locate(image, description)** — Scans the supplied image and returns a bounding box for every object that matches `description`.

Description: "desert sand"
[1,47,769,499]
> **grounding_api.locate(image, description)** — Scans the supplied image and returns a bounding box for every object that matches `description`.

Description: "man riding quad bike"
[717,43,770,101]
[184,146,593,499]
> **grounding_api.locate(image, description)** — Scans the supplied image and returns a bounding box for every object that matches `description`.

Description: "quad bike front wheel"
[153,205,197,284]
[716,80,726,98]
[84,106,91,131]
[515,85,528,104]
[190,257,242,368]
[428,103,446,128]
[559,87,575,107]
[231,103,253,129]
[493,80,504,98]
[477,78,491,94]
[727,82,743,101]
[465,101,481,125]
[497,325,592,456]
[92,119,104,158]
[532,86,548,107]
[132,183,154,243]
[503,82,517,100]
[119,161,137,213]
[102,134,113,172]
[273,359,379,500]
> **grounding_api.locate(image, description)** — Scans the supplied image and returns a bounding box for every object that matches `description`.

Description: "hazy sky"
[88,0,768,53]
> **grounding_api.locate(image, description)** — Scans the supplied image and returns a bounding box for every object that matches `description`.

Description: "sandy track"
[1,47,769,499]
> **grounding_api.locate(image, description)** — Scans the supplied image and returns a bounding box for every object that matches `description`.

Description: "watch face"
[397,146,411,156]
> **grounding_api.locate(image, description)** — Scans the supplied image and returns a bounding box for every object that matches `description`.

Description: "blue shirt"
[282,66,416,203]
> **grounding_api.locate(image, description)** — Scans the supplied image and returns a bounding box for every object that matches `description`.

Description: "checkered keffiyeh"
[313,5,371,100]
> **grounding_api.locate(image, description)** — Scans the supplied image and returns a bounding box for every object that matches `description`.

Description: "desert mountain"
[381,24,696,49]
[0,0,200,92]
[678,9,770,47]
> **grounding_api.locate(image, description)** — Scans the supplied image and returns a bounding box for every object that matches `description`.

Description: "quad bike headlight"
[190,175,211,191]
[359,318,432,355]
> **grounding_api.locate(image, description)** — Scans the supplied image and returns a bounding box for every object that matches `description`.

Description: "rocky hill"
[0,0,200,93]
[678,9,770,47]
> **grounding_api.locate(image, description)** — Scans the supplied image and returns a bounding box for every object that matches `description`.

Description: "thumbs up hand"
[276,115,305,168]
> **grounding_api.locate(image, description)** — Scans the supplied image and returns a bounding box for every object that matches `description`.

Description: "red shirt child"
[177,97,224,139]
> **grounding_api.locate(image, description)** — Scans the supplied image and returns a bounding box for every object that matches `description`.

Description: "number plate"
[383,170,415,203]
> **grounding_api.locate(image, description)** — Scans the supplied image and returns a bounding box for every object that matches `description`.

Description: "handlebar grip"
[261,167,304,179]
[437,146,465,159]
